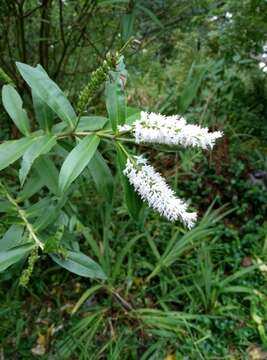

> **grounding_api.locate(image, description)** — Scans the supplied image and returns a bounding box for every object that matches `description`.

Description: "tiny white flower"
[259,62,267,73]
[133,112,223,149]
[123,156,197,228]
[210,16,218,22]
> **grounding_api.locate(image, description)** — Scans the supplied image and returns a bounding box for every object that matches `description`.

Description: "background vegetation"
[0,0,267,359]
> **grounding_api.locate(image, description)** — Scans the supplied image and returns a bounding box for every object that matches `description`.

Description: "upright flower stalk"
[123,156,197,228]
[132,111,223,149]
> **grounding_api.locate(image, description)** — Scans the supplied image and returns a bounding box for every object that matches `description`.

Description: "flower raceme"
[123,156,197,228]
[127,111,223,149]
[120,111,223,227]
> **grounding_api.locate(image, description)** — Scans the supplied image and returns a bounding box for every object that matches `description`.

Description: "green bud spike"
[19,246,40,287]
[77,53,120,116]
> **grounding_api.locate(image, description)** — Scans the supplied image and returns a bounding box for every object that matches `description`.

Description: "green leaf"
[88,150,113,202]
[0,243,34,272]
[19,134,57,186]
[105,57,127,131]
[0,137,37,171]
[32,91,54,132]
[0,225,24,251]
[137,4,163,28]
[16,62,76,129]
[31,64,55,132]
[178,62,207,113]
[50,250,107,279]
[71,284,103,315]
[17,173,45,201]
[2,84,30,135]
[34,155,59,195]
[76,116,108,131]
[121,12,135,42]
[116,144,143,220]
[59,135,100,193]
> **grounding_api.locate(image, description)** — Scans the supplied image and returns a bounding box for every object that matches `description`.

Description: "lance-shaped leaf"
[0,243,34,272]
[105,57,127,131]
[32,64,55,132]
[121,12,135,42]
[59,135,100,193]
[0,225,24,252]
[16,62,76,129]
[2,84,30,135]
[88,150,113,202]
[116,144,143,220]
[50,250,107,279]
[19,134,57,186]
[76,116,108,131]
[0,137,37,171]
[34,155,59,195]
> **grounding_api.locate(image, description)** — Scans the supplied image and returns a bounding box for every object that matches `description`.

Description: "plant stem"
[0,182,44,250]
[57,129,136,145]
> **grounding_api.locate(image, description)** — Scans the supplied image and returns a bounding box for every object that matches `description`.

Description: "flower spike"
[123,156,197,228]
[133,111,223,149]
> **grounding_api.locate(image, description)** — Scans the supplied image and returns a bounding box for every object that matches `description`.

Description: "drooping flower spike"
[123,156,197,228]
[132,111,223,149]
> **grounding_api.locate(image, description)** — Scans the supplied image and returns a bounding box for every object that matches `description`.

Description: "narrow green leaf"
[137,4,163,28]
[76,116,108,131]
[32,64,55,132]
[105,57,127,130]
[116,144,143,220]
[59,135,100,193]
[32,91,54,132]
[0,137,36,171]
[50,250,107,279]
[34,155,59,195]
[0,225,24,251]
[19,134,57,186]
[17,173,45,201]
[16,62,76,129]
[88,150,113,202]
[2,84,30,135]
[121,12,135,42]
[71,284,103,314]
[178,62,207,113]
[0,243,34,272]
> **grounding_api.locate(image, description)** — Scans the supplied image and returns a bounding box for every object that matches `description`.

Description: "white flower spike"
[133,111,223,149]
[123,156,197,228]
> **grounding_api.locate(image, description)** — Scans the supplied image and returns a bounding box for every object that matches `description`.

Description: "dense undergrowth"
[1,132,267,359]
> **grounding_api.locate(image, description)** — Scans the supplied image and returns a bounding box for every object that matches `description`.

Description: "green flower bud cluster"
[0,67,12,84]
[19,246,40,287]
[77,52,120,115]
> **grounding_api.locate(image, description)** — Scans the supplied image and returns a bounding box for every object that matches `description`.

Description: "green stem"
[0,182,44,250]
[57,130,136,145]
